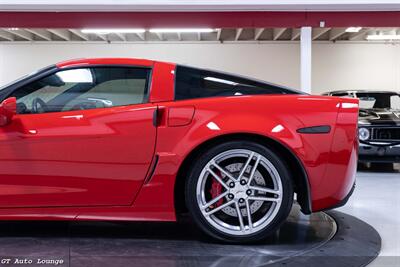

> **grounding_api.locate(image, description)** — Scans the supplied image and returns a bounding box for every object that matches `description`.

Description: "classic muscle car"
[323,90,400,163]
[0,58,359,243]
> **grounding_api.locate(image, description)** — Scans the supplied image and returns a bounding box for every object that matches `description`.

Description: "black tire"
[370,162,394,172]
[185,140,293,243]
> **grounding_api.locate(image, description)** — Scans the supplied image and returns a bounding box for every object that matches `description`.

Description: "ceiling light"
[366,35,400,40]
[149,28,215,33]
[345,27,362,33]
[6,27,19,31]
[81,29,145,34]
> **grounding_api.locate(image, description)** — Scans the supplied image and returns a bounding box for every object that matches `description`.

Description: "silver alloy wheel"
[196,149,283,236]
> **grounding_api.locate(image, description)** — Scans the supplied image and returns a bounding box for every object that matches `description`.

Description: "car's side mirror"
[0,97,17,126]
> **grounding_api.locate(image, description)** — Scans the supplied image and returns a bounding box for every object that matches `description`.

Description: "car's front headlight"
[358,127,370,141]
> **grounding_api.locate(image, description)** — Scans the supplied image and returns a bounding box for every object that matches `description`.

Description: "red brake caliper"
[209,170,224,208]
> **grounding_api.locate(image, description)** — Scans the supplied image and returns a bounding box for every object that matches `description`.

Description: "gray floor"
[338,163,400,267]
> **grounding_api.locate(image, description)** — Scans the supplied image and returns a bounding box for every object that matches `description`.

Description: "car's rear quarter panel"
[312,100,359,211]
[134,94,359,217]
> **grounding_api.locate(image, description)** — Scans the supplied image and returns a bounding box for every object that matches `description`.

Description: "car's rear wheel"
[185,140,293,243]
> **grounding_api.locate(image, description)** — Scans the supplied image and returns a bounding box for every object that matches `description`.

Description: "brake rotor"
[221,163,266,217]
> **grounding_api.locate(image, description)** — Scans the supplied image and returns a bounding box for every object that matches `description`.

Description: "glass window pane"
[391,95,400,109]
[355,92,400,109]
[11,67,150,114]
[175,66,300,101]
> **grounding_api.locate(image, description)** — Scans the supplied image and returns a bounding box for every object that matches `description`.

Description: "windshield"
[0,65,55,92]
[355,93,400,110]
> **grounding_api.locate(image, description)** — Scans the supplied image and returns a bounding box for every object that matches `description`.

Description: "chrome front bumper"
[359,142,400,163]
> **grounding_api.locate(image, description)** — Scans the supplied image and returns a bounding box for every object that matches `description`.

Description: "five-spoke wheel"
[186,140,293,243]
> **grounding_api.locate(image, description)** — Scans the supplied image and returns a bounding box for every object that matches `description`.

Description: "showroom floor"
[0,165,395,266]
[339,163,400,267]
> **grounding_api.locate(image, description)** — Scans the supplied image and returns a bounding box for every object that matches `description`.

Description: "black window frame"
[1,64,153,114]
[355,92,400,109]
[173,65,303,101]
[331,92,353,97]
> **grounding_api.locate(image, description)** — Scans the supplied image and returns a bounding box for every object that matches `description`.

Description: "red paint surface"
[0,11,400,28]
[57,58,154,69]
[0,58,358,221]
[168,106,195,127]
[0,104,157,208]
[0,97,16,126]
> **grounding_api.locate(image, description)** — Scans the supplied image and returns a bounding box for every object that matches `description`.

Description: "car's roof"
[56,58,159,68]
[325,90,400,95]
[56,58,303,95]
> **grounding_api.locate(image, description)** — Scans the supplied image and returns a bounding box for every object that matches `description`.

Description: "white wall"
[0,42,399,94]
[0,42,300,89]
[313,43,400,94]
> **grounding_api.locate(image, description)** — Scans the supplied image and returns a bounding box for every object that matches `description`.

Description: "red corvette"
[0,58,358,243]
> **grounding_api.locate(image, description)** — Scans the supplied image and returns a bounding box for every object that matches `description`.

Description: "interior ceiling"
[0,27,397,43]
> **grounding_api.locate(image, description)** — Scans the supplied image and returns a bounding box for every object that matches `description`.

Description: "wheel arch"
[174,133,312,219]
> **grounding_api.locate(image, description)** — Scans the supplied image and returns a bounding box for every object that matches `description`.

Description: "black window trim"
[1,64,153,113]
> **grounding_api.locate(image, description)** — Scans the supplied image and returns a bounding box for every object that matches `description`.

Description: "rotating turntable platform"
[0,206,380,267]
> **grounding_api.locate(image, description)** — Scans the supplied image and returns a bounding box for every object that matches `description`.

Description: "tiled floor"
[338,163,400,267]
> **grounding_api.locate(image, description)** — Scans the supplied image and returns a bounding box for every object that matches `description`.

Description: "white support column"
[300,26,312,94]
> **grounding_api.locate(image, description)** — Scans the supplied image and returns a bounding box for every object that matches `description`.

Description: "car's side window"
[332,93,353,98]
[174,66,299,101]
[391,95,400,109]
[11,67,151,114]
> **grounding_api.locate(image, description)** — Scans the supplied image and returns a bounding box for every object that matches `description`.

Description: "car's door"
[0,66,157,207]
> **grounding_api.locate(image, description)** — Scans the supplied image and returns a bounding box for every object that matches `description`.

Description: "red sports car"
[0,58,358,243]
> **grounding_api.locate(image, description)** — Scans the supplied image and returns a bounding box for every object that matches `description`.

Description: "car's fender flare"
[174,132,312,216]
